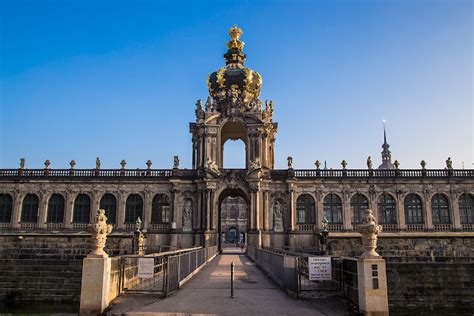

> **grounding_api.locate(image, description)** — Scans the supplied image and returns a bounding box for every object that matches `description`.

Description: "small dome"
[207,26,262,104]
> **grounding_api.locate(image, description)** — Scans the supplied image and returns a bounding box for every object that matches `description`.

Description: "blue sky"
[1,0,472,169]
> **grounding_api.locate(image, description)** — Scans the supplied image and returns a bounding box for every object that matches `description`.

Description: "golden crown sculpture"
[226,25,244,51]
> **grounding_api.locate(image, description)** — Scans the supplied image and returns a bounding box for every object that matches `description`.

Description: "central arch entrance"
[218,188,249,252]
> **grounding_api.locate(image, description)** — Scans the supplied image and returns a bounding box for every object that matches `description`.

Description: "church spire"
[378,120,395,170]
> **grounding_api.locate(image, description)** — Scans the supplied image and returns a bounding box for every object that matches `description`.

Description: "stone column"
[209,189,215,230]
[357,258,389,316]
[343,192,352,231]
[425,195,433,230]
[64,192,75,229]
[91,192,101,224]
[38,192,48,229]
[11,191,23,229]
[262,191,271,248]
[316,192,324,231]
[396,195,406,230]
[248,186,262,248]
[143,191,152,229]
[116,191,126,230]
[288,186,296,231]
[451,193,461,229]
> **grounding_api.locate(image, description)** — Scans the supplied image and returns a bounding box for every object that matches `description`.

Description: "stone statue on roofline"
[89,209,113,258]
[357,209,382,258]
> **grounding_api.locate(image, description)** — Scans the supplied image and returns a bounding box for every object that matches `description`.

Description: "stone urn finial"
[420,160,426,170]
[357,209,382,258]
[315,160,321,170]
[394,160,400,169]
[146,159,152,170]
[44,159,51,169]
[70,160,76,169]
[89,209,113,258]
[341,160,347,170]
[120,159,126,170]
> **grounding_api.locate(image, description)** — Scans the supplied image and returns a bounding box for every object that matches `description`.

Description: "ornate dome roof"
[207,26,262,105]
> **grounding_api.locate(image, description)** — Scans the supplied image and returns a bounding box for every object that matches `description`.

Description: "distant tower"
[378,121,395,170]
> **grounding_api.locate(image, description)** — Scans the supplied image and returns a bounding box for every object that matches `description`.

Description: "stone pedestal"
[357,258,389,316]
[262,231,271,248]
[79,257,111,315]
[170,230,178,250]
[288,231,297,250]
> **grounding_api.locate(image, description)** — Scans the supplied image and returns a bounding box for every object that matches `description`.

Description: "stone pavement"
[107,248,351,316]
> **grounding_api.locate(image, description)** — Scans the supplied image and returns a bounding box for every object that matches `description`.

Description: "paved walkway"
[107,248,351,316]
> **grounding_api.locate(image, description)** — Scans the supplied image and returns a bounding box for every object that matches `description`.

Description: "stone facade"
[0,26,472,255]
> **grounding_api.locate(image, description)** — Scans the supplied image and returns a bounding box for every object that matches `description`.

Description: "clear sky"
[1,0,472,170]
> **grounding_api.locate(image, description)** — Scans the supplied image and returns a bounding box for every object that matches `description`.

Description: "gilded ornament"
[216,67,226,88]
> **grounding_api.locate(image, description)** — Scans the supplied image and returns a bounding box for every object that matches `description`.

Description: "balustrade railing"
[461,224,473,232]
[1,168,472,179]
[72,223,89,231]
[296,223,316,231]
[148,223,170,232]
[381,223,398,232]
[433,223,453,231]
[328,223,343,232]
[19,223,37,230]
[46,222,64,230]
[0,222,10,229]
[406,224,425,231]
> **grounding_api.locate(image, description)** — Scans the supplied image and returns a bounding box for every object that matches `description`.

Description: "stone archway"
[218,188,249,251]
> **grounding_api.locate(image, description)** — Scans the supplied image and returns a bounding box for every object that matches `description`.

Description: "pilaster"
[38,192,48,229]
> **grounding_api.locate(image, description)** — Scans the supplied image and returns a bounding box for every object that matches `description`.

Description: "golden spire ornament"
[226,25,244,51]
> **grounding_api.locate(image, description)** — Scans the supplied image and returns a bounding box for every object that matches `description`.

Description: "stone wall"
[0,234,132,303]
[386,259,474,314]
[326,235,474,258]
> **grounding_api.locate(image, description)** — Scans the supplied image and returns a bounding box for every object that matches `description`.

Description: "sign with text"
[308,257,332,281]
[138,257,155,279]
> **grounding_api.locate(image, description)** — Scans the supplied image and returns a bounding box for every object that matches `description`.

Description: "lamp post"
[319,216,329,255]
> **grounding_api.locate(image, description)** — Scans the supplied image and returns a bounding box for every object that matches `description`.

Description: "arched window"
[296,194,315,224]
[223,139,246,168]
[100,194,117,224]
[125,194,143,224]
[431,194,450,224]
[47,194,65,223]
[351,194,369,225]
[459,194,474,224]
[323,194,342,223]
[151,194,169,224]
[0,194,13,223]
[378,193,397,224]
[404,194,423,224]
[21,194,39,223]
[73,194,91,223]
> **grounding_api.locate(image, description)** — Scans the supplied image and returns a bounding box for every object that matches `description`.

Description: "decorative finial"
[120,159,126,170]
[315,160,321,170]
[88,209,113,258]
[394,160,400,169]
[70,160,76,169]
[226,25,244,51]
[357,209,382,258]
[19,158,25,169]
[146,159,152,170]
[420,160,426,170]
[341,160,347,170]
[44,160,51,169]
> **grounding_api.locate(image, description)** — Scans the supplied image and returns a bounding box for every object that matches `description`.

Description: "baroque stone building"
[0,26,473,255]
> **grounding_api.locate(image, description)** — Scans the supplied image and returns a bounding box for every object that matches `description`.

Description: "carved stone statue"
[322,215,329,233]
[95,157,101,170]
[273,200,284,232]
[182,200,193,232]
[173,156,180,169]
[203,157,219,174]
[446,157,453,170]
[249,158,261,170]
[367,156,372,170]
[19,158,25,169]
[357,209,382,258]
[89,209,113,258]
[287,156,293,169]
